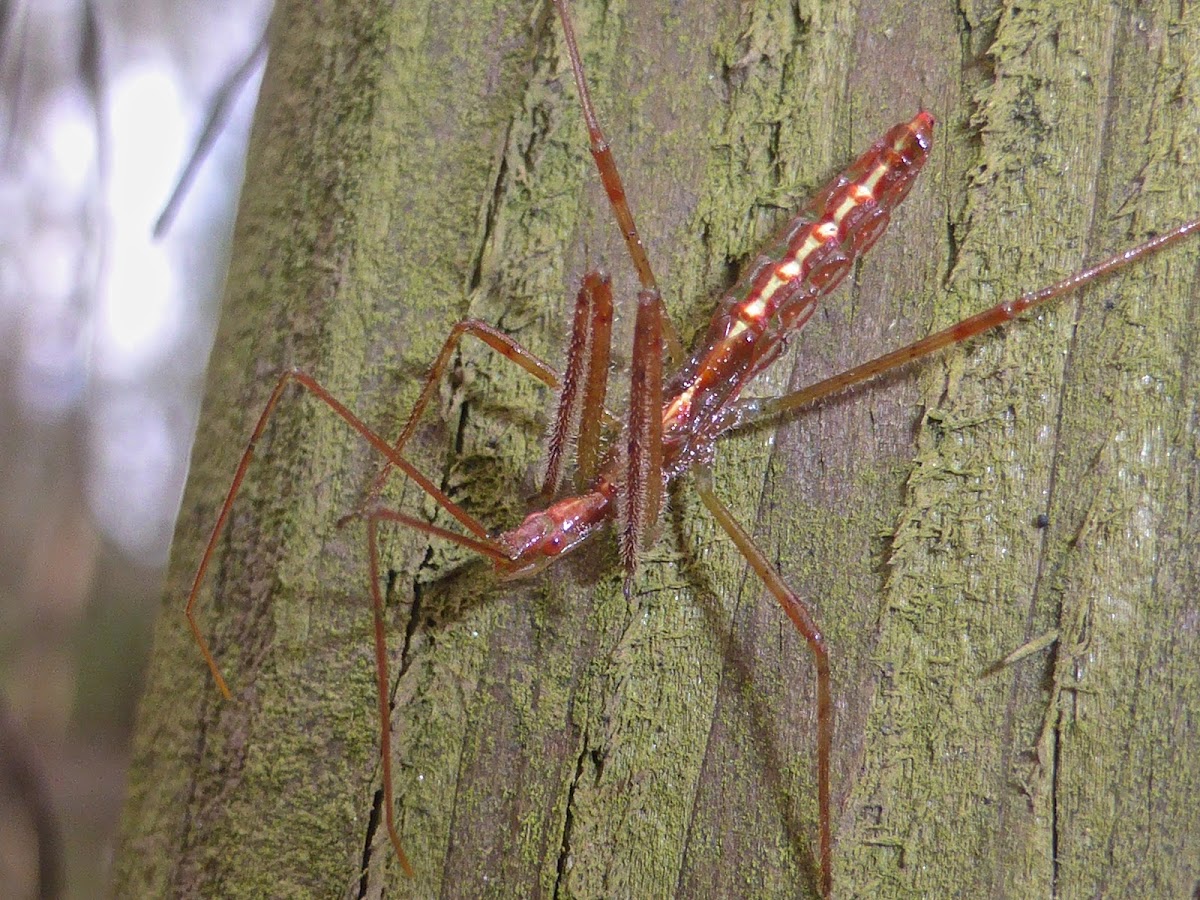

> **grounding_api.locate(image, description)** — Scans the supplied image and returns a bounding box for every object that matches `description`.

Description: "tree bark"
[115,0,1200,897]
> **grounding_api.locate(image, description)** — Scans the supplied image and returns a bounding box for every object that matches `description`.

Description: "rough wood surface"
[115,0,1200,897]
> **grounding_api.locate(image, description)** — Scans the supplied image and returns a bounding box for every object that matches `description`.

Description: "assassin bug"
[179,0,1200,896]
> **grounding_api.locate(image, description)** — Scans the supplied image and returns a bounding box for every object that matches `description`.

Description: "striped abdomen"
[661,112,935,457]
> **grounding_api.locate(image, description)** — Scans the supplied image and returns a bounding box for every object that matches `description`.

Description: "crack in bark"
[356,788,384,898]
[1050,706,1062,898]
[552,734,592,900]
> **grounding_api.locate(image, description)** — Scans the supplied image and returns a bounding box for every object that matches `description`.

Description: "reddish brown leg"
[575,280,616,486]
[185,368,513,701]
[551,1,668,592]
[694,467,833,900]
[354,315,624,520]
[351,319,564,519]
[620,288,665,583]
[360,498,541,878]
[551,0,684,363]
[363,510,412,877]
[187,371,531,878]
[360,502,520,878]
[542,272,614,496]
[718,216,1200,431]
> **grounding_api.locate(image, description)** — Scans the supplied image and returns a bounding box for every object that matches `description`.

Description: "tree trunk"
[115,0,1200,897]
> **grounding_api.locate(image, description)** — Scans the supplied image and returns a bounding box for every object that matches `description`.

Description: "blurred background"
[0,0,272,894]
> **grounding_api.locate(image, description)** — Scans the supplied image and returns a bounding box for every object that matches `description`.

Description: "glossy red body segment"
[497,112,935,568]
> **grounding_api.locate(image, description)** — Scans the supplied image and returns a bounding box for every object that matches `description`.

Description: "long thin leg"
[185,368,513,700]
[362,502,530,878]
[716,216,1200,433]
[364,498,555,878]
[542,272,614,496]
[554,0,668,590]
[551,0,684,363]
[355,317,623,519]
[365,511,414,877]
[352,319,563,517]
[694,468,833,900]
